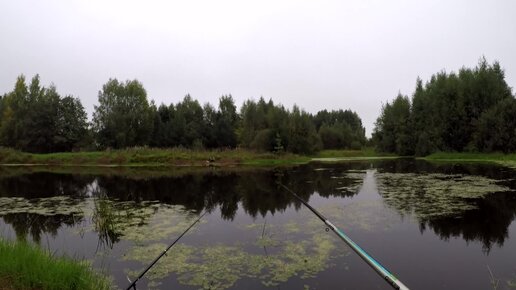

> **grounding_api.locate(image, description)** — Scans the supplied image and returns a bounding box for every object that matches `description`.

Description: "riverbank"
[0,238,111,290]
[311,148,398,162]
[424,152,516,168]
[0,147,393,167]
[4,148,516,169]
[0,147,308,167]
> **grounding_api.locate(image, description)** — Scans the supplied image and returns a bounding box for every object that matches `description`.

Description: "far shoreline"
[0,147,393,167]
[1,148,515,169]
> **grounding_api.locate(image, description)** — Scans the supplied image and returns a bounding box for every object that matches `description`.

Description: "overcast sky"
[1,0,515,136]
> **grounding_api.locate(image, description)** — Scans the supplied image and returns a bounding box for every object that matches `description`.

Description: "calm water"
[1,160,516,290]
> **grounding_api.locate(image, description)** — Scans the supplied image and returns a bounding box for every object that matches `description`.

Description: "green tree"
[0,75,89,152]
[54,96,87,151]
[237,100,256,147]
[314,109,366,149]
[174,95,205,147]
[474,98,516,152]
[238,98,270,150]
[92,79,153,149]
[287,105,321,154]
[26,84,61,152]
[318,123,345,149]
[373,94,413,155]
[375,57,513,155]
[411,77,438,155]
[214,95,238,148]
[239,98,297,152]
[202,102,217,148]
[0,75,29,149]
[149,103,163,147]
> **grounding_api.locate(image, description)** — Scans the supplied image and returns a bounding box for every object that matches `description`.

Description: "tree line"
[2,57,513,156]
[373,57,516,155]
[0,76,366,154]
[0,75,88,153]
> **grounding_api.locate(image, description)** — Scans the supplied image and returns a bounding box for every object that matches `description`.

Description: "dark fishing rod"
[279,184,409,290]
[126,211,207,290]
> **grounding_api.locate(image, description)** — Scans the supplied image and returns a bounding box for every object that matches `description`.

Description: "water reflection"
[420,192,516,252]
[369,159,516,252]
[94,165,364,221]
[2,212,82,243]
[0,172,93,198]
[0,160,515,253]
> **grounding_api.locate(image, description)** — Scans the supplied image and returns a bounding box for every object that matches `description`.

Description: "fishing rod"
[126,211,207,290]
[279,184,409,290]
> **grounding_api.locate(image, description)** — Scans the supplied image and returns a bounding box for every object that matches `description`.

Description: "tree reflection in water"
[0,160,515,252]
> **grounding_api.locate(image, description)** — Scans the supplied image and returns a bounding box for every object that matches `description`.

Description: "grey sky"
[1,0,515,136]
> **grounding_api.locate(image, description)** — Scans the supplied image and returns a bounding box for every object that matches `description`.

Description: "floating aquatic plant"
[121,205,205,244]
[376,172,511,219]
[329,171,366,195]
[0,196,87,216]
[123,219,348,289]
[0,194,202,250]
[312,200,404,232]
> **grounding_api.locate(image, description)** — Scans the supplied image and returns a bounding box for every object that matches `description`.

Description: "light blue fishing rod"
[280,184,409,290]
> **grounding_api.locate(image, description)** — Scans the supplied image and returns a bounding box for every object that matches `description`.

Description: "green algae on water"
[0,196,87,216]
[90,198,205,247]
[376,172,511,219]
[0,194,203,247]
[315,200,404,232]
[123,220,348,289]
[329,171,366,195]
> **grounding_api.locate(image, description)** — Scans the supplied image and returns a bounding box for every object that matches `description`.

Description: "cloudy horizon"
[1,0,515,136]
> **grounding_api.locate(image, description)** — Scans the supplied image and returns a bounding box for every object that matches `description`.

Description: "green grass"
[424,152,516,162]
[314,148,393,158]
[0,163,279,179]
[241,156,311,166]
[0,238,111,290]
[0,147,306,166]
[311,148,398,162]
[424,152,516,168]
[0,147,397,167]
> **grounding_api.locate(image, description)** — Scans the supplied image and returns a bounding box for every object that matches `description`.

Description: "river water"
[1,159,515,289]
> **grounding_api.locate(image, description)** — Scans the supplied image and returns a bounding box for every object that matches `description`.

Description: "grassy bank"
[424,152,516,168]
[0,147,311,167]
[314,148,381,158]
[0,164,278,179]
[312,148,398,162]
[0,147,395,167]
[0,239,111,290]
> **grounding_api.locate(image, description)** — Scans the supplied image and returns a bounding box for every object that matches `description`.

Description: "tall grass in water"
[92,191,120,251]
[0,238,111,290]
